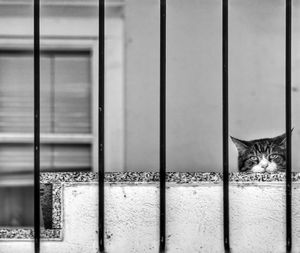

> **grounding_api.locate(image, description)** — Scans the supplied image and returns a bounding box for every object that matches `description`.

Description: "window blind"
[0,51,92,173]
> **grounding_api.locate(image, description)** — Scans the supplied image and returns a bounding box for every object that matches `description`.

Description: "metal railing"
[33,0,40,252]
[160,0,166,252]
[99,0,105,252]
[285,0,292,251]
[31,0,293,252]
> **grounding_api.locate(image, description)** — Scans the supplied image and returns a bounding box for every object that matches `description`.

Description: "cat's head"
[231,133,288,173]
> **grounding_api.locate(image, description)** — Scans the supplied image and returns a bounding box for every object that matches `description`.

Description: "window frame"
[0,37,99,184]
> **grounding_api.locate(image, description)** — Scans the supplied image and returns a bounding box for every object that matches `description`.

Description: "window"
[0,0,124,228]
[0,50,93,174]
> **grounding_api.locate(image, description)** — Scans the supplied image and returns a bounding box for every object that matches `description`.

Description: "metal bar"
[160,0,166,252]
[99,0,105,252]
[222,0,230,252]
[33,0,40,252]
[286,0,292,251]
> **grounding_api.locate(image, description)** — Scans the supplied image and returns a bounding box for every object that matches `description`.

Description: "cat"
[231,133,288,173]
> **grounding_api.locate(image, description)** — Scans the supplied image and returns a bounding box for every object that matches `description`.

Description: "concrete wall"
[2,173,300,253]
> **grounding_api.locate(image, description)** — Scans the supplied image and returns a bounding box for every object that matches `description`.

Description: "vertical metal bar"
[222,0,230,252]
[286,0,292,251]
[160,0,166,252]
[99,0,105,252]
[34,0,40,252]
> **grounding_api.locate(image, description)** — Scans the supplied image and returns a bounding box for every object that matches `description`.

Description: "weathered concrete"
[0,172,300,253]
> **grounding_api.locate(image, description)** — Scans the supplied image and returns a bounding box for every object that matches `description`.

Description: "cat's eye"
[269,154,279,159]
[249,156,258,161]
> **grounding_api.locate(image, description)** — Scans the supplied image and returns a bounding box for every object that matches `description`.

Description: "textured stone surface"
[0,229,62,240]
[39,171,300,184]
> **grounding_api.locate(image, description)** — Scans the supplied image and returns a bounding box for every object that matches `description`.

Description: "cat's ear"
[230,136,249,153]
[273,128,294,146]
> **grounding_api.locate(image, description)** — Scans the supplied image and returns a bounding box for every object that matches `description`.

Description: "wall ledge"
[41,171,300,184]
[0,228,62,240]
[1,171,298,241]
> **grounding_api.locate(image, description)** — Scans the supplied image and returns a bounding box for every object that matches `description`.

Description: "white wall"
[124,0,300,172]
[1,181,300,253]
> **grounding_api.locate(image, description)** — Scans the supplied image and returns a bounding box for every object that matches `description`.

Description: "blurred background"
[0,0,299,226]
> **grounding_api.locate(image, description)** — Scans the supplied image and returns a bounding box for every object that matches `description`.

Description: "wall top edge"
[40,171,300,184]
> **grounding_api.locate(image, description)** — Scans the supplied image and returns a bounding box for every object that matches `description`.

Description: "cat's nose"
[261,163,268,169]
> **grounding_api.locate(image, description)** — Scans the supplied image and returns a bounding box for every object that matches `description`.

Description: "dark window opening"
[0,184,52,228]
